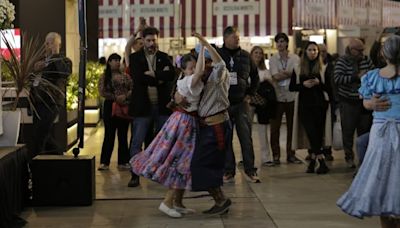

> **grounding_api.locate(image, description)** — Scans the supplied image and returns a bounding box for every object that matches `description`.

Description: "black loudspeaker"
[31,155,95,206]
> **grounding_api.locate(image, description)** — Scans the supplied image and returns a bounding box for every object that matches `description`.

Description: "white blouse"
[177,74,204,112]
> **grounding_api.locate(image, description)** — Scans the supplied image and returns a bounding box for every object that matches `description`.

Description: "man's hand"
[364,94,391,111]
[144,71,155,77]
[174,91,190,109]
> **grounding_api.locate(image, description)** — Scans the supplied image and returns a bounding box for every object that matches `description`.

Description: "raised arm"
[193,32,223,64]
[191,45,205,87]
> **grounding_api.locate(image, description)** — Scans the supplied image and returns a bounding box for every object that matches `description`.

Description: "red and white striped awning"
[382,0,400,27]
[180,0,293,38]
[98,0,123,38]
[99,0,293,39]
[294,0,336,29]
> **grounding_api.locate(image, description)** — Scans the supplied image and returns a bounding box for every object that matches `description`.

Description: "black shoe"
[202,198,232,215]
[316,158,329,174]
[128,175,140,187]
[306,159,316,173]
[287,156,302,164]
[273,159,281,165]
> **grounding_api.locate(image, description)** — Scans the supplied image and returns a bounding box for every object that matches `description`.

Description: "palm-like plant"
[1,31,64,115]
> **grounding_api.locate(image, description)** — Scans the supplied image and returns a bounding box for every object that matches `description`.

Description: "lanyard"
[279,58,288,70]
[229,57,234,71]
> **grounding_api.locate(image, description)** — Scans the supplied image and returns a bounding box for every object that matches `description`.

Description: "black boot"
[128,173,140,187]
[306,159,316,173]
[316,158,329,174]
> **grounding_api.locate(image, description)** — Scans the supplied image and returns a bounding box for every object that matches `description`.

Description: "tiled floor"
[20,123,379,227]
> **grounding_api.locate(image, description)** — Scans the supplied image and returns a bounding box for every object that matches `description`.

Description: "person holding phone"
[289,41,332,174]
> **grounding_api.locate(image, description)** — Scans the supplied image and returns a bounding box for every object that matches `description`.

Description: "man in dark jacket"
[31,32,72,156]
[218,26,260,183]
[127,27,175,187]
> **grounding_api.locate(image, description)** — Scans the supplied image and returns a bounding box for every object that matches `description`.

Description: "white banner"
[213,2,259,16]
[99,5,122,18]
[337,0,354,26]
[131,4,174,17]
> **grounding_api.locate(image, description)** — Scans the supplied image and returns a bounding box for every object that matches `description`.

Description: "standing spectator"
[218,26,260,183]
[334,38,373,168]
[31,32,72,156]
[289,42,331,174]
[127,26,176,187]
[337,35,400,227]
[249,46,276,166]
[98,53,132,171]
[268,33,301,165]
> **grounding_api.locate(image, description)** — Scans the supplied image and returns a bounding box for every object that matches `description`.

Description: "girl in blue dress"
[337,35,400,227]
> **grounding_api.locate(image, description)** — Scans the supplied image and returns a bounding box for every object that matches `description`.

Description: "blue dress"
[337,69,400,218]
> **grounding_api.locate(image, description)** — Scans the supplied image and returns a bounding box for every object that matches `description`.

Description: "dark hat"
[274,33,289,43]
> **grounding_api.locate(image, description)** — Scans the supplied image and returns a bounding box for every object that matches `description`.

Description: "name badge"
[229,72,238,85]
[278,79,289,87]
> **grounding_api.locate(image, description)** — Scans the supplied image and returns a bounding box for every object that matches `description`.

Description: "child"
[337,35,400,227]
[130,40,206,218]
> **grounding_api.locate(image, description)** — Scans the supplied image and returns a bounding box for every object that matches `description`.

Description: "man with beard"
[127,26,176,187]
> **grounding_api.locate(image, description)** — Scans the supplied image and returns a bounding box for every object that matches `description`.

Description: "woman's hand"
[303,79,315,88]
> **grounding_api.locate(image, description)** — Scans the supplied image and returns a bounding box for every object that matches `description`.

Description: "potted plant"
[0,0,15,137]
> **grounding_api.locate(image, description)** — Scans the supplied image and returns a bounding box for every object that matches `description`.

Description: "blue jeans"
[129,105,169,158]
[225,101,256,175]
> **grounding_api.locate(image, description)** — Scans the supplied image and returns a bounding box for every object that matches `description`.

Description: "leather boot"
[316,158,329,174]
[306,159,316,173]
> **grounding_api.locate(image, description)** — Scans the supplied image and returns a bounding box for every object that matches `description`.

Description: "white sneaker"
[97,164,109,171]
[159,202,182,218]
[174,206,196,214]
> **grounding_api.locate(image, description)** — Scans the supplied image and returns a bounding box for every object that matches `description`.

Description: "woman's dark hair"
[104,53,121,91]
[180,54,196,71]
[382,35,400,78]
[300,41,322,76]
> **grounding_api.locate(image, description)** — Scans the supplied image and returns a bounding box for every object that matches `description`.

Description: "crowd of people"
[91,23,400,227]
